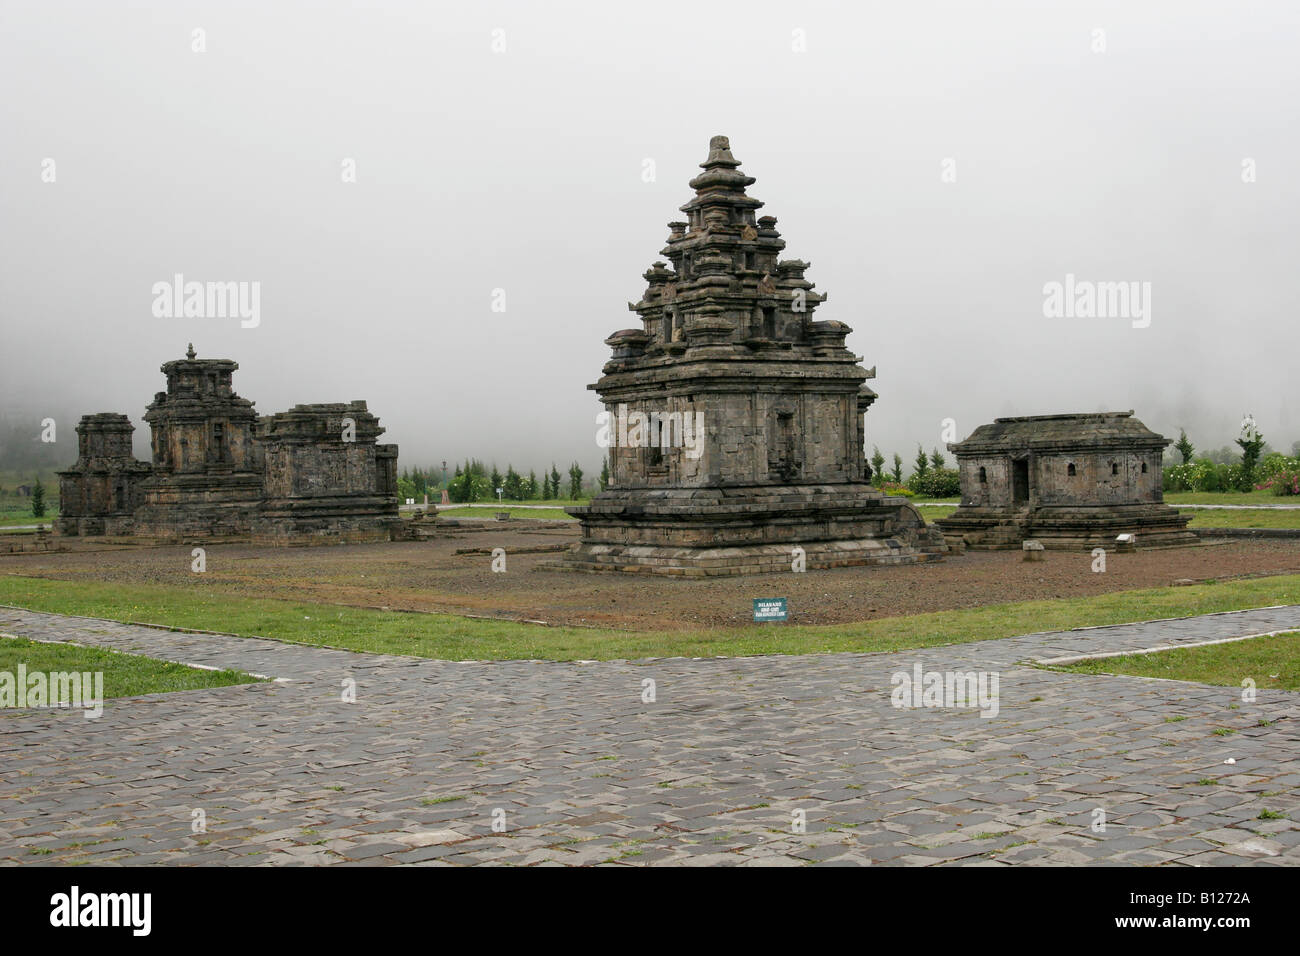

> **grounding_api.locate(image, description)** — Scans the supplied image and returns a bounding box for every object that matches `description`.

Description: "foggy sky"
[2,0,1298,476]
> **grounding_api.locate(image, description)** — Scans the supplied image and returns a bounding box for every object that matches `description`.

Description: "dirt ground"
[4,521,1300,630]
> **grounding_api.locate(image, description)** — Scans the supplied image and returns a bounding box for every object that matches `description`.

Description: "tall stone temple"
[561,135,947,574]
[57,346,402,545]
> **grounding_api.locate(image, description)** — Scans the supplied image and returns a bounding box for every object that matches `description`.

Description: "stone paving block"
[3,605,1300,866]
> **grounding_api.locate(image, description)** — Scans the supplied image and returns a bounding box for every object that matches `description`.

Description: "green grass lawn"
[0,508,58,527]
[916,504,957,520]
[1182,509,1300,529]
[2,573,1299,662]
[911,505,1300,529]
[1053,631,1300,691]
[1165,490,1289,506]
[0,635,262,701]
[438,506,575,521]
[436,498,588,508]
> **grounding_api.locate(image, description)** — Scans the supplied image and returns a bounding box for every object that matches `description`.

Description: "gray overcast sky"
[2,0,1298,474]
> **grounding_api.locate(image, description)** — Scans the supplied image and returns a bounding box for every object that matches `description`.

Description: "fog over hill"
[3,1,1297,478]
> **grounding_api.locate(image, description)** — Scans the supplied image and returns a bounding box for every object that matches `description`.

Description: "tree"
[31,477,46,518]
[526,470,539,500]
[1175,429,1195,464]
[503,465,524,500]
[489,464,503,497]
[929,447,945,471]
[449,459,488,503]
[870,446,886,482]
[1236,415,1265,491]
[568,462,584,499]
[891,453,903,484]
[913,445,929,479]
[599,456,610,491]
[549,463,562,501]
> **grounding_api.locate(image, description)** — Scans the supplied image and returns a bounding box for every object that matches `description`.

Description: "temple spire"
[700,134,741,169]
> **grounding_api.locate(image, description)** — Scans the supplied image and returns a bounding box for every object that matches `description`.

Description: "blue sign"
[753,598,788,622]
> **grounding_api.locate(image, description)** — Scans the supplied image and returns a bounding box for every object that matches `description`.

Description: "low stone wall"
[0,531,67,554]
[938,503,1197,551]
[560,485,947,575]
[548,537,945,576]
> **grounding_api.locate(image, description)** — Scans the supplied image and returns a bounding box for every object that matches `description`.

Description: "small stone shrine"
[935,411,1197,550]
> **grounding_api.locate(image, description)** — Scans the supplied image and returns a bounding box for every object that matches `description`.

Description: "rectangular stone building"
[255,402,400,544]
[935,411,1196,550]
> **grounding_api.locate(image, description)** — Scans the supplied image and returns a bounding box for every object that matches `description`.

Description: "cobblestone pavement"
[2,604,1299,866]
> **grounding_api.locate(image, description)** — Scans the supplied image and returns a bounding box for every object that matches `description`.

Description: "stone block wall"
[55,413,152,536]
[58,351,402,545]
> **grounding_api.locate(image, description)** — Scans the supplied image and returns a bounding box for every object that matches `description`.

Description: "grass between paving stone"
[0,635,262,700]
[2,573,1300,661]
[1051,631,1300,691]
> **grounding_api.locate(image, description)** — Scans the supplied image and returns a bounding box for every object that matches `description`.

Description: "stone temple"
[561,135,947,574]
[54,414,152,537]
[935,411,1197,550]
[57,346,401,545]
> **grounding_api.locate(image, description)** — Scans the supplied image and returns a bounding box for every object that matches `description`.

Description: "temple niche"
[57,346,402,545]
[560,135,947,575]
[935,411,1198,550]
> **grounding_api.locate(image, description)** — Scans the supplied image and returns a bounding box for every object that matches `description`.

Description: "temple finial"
[186,343,196,359]
[701,134,741,169]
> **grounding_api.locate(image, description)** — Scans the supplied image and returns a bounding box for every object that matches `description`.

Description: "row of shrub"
[874,471,962,499]
[1257,454,1300,496]
[906,467,961,498]
[1164,453,1300,495]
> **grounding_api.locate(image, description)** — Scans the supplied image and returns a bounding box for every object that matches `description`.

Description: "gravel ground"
[3,522,1299,630]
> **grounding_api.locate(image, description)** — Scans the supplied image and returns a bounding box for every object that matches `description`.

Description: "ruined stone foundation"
[566,485,945,575]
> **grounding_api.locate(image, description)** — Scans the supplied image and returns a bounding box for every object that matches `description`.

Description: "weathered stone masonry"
[559,135,947,575]
[54,414,152,537]
[935,411,1197,550]
[57,346,401,545]
[256,402,400,544]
